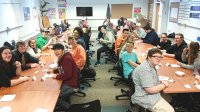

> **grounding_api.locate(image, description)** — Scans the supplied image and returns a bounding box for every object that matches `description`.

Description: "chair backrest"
[128,78,135,99]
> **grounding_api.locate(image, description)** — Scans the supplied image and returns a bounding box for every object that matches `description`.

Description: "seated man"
[134,23,146,39]
[95,25,115,66]
[36,29,50,50]
[132,48,174,112]
[121,41,140,79]
[12,41,43,71]
[115,28,129,56]
[47,43,79,110]
[163,33,187,62]
[157,33,171,50]
[68,35,86,71]
[142,25,160,46]
[73,27,86,50]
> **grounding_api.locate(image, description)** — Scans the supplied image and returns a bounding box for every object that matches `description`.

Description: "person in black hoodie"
[163,33,187,62]
[12,41,43,71]
[142,25,160,46]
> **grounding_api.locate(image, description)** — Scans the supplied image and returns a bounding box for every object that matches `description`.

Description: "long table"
[134,40,200,94]
[0,49,62,112]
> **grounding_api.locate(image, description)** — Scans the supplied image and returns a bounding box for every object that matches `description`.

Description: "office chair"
[110,59,128,86]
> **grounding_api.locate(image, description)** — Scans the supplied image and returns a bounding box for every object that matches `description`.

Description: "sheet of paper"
[184,84,191,88]
[49,63,57,69]
[44,73,54,78]
[195,85,200,89]
[159,76,169,81]
[170,64,180,67]
[34,108,48,112]
[0,94,16,102]
[0,106,12,112]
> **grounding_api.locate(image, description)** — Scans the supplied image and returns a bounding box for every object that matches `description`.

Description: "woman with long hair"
[0,46,29,87]
[178,41,200,69]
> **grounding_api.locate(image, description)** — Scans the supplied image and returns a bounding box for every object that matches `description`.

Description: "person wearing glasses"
[163,33,187,62]
[0,46,29,87]
[131,48,174,112]
[157,33,171,50]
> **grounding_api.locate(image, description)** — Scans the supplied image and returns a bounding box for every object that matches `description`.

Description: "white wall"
[45,0,148,30]
[166,0,200,42]
[0,0,40,46]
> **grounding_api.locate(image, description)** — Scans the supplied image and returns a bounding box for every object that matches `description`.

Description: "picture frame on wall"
[169,2,179,23]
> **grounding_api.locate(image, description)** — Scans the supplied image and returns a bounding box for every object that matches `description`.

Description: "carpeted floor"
[70,31,130,112]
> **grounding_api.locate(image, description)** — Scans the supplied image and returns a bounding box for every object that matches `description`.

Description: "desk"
[0,91,59,112]
[135,41,200,93]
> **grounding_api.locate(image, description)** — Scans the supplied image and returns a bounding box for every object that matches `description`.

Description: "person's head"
[127,33,136,42]
[188,41,200,64]
[0,46,12,63]
[161,33,168,42]
[68,35,77,47]
[146,48,163,66]
[28,38,37,49]
[53,23,57,28]
[143,25,152,33]
[16,41,26,54]
[41,29,49,37]
[125,41,134,53]
[105,18,110,22]
[174,33,184,46]
[61,20,64,24]
[100,25,107,34]
[73,27,83,38]
[52,43,65,59]
[64,19,68,23]
[130,22,136,28]
[48,27,54,35]
[134,23,141,30]
[122,28,129,38]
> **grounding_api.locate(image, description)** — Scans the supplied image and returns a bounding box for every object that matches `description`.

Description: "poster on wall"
[58,8,66,19]
[133,7,141,17]
[48,8,56,19]
[58,3,66,8]
[23,7,31,21]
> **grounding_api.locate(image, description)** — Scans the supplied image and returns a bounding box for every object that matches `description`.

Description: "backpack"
[81,67,96,78]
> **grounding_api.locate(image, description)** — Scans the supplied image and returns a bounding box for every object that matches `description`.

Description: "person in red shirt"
[47,43,79,110]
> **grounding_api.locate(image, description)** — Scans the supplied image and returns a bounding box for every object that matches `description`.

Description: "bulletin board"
[0,3,23,32]
[177,0,200,29]
[111,4,133,19]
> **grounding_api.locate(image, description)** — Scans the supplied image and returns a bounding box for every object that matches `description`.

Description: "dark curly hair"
[73,27,83,37]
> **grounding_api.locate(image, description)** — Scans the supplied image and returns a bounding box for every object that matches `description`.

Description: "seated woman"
[157,33,171,50]
[121,41,140,79]
[178,41,200,69]
[68,35,86,71]
[0,46,29,87]
[27,38,41,59]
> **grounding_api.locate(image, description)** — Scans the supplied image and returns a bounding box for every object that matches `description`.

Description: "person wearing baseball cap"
[48,43,79,110]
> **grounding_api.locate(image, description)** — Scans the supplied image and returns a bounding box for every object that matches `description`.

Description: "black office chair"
[110,59,128,86]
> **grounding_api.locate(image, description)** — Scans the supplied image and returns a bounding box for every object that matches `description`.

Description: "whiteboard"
[0,3,23,32]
